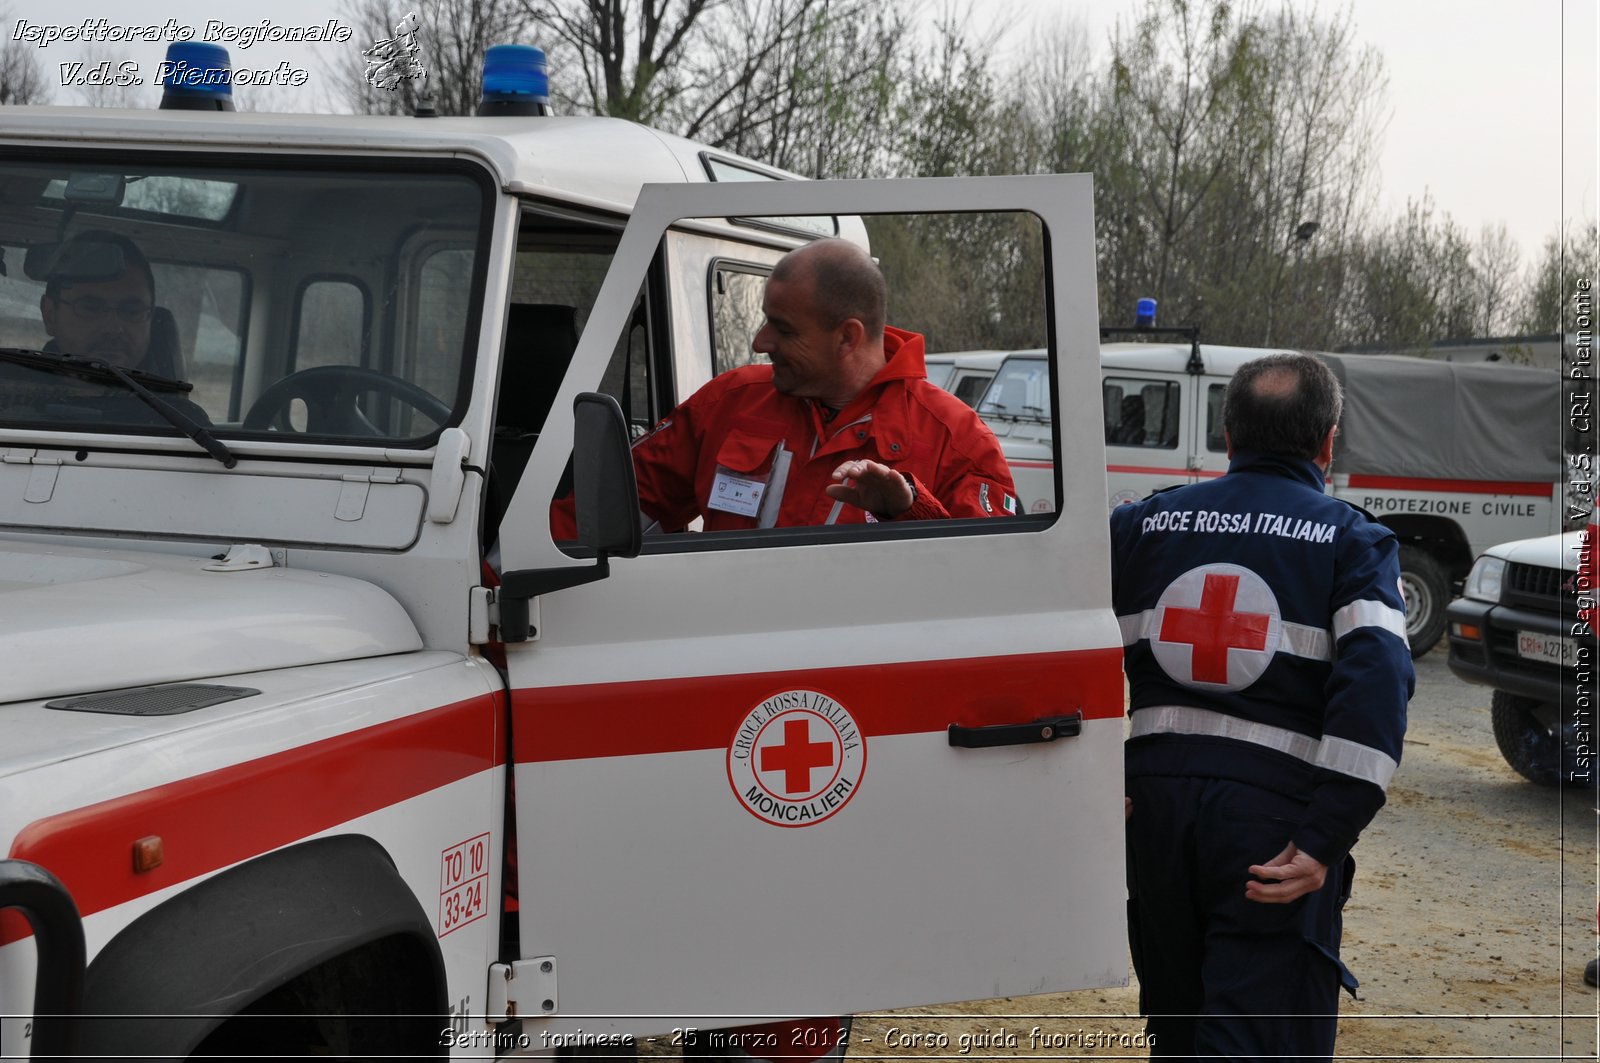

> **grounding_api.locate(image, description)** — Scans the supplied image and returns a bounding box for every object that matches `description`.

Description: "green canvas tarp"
[1314,353,1562,483]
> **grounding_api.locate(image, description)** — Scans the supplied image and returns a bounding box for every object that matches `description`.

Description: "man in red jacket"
[625,237,1017,532]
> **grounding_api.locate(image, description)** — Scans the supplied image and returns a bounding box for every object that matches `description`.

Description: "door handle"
[948,712,1082,748]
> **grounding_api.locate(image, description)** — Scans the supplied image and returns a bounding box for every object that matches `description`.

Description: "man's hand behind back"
[1245,843,1328,904]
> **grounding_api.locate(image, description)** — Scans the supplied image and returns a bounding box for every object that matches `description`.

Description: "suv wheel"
[1490,690,1575,786]
[1398,546,1448,658]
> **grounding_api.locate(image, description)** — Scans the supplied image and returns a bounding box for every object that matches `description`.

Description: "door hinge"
[469,586,494,645]
[487,956,558,1021]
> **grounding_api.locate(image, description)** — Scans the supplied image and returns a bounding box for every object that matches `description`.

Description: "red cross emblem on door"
[728,690,867,827]
[761,718,835,794]
[1150,564,1282,690]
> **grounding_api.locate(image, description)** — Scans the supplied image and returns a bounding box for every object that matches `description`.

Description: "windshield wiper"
[978,401,1051,424]
[0,347,237,468]
[0,346,189,391]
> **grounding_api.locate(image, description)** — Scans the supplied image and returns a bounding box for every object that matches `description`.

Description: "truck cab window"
[1206,383,1228,451]
[292,280,368,375]
[1103,377,1179,449]
[0,158,488,444]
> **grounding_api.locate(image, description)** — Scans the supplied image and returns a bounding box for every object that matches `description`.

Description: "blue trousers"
[1125,775,1357,1062]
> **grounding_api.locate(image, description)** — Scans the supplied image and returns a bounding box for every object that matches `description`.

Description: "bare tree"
[1338,195,1478,349]
[70,45,142,108]
[519,0,913,181]
[1472,222,1521,336]
[727,1,913,178]
[1103,0,1265,308]
[1517,219,1599,335]
[1008,14,1097,174]
[1233,4,1385,346]
[0,5,50,105]
[523,0,720,124]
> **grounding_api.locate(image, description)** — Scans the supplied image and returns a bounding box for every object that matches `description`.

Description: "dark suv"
[1446,527,1595,785]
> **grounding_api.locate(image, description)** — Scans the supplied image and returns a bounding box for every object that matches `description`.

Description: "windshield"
[977,356,1051,421]
[0,153,489,445]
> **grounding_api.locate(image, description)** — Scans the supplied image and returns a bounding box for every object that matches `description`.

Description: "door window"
[1103,377,1180,448]
[546,208,1056,548]
[708,262,769,376]
[1206,383,1228,451]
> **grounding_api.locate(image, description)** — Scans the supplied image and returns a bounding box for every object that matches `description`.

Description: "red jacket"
[628,327,1016,531]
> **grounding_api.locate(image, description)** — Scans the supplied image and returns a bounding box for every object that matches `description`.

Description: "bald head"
[1222,353,1342,461]
[771,238,886,339]
[753,238,892,407]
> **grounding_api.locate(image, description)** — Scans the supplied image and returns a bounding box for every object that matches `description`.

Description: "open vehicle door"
[493,175,1125,1032]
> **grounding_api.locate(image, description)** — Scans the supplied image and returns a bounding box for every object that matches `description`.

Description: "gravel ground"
[850,647,1600,1061]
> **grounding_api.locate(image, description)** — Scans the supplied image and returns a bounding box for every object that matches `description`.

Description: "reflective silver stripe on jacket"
[1333,598,1409,646]
[757,447,794,529]
[1129,704,1398,789]
[1117,610,1331,661]
[1118,595,1409,662]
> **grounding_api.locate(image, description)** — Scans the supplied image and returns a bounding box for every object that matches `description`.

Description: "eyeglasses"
[53,298,153,325]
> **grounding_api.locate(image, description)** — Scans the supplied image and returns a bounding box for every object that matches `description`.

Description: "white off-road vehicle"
[0,44,1127,1059]
[1447,522,1595,785]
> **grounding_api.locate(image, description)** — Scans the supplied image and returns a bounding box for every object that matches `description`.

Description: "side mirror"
[572,392,642,559]
[496,392,642,641]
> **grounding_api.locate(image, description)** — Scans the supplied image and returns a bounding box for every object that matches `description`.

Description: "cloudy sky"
[991,0,1596,265]
[6,0,1596,265]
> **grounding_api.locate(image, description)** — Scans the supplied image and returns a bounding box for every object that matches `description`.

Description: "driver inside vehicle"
[38,230,172,374]
[11,228,214,431]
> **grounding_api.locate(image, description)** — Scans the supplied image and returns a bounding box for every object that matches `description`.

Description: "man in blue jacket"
[1111,353,1414,1061]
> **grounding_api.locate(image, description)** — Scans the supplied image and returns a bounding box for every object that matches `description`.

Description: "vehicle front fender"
[78,834,445,1058]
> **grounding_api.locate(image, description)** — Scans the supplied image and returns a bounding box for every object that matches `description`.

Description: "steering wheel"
[243,365,451,435]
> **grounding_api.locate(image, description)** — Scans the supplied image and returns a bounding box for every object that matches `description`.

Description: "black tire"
[1491,690,1570,786]
[1398,546,1449,658]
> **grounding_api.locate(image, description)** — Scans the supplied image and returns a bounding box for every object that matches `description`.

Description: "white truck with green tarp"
[976,335,1564,657]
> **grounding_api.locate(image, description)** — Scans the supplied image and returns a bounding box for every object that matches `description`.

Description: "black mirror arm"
[495,557,611,642]
[493,392,638,643]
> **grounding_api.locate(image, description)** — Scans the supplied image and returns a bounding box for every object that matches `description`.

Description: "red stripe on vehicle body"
[2,694,501,945]
[512,649,1124,765]
[1107,464,1186,477]
[1106,465,1225,480]
[1345,474,1552,497]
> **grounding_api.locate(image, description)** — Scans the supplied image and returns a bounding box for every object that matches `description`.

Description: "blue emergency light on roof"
[478,44,550,117]
[1135,297,1157,328]
[157,42,236,111]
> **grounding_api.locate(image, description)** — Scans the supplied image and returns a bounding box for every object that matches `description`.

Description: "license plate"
[1516,630,1579,667]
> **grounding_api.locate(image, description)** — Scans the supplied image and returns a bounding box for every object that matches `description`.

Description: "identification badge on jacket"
[709,471,767,517]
